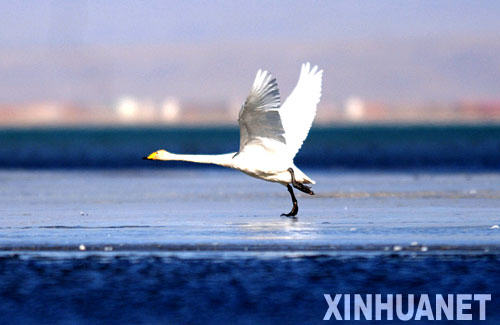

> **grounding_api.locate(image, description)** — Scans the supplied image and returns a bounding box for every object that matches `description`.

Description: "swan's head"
[143,149,173,161]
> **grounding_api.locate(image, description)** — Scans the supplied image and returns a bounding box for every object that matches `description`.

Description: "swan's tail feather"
[293,165,315,184]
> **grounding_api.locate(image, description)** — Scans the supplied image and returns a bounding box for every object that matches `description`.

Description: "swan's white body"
[147,63,323,186]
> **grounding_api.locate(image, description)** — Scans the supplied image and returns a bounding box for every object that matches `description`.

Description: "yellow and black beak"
[142,152,158,160]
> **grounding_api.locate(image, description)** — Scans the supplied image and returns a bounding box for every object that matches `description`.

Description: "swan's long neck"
[166,152,236,168]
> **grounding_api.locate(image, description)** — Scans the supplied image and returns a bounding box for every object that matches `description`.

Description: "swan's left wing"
[238,69,286,152]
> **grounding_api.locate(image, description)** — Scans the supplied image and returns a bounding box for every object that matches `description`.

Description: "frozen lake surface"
[1,169,499,323]
[1,169,499,251]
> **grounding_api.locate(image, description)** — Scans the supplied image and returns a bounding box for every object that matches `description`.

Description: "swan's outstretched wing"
[238,69,286,152]
[280,62,323,159]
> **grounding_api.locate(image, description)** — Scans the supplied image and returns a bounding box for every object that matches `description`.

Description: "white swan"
[145,62,323,217]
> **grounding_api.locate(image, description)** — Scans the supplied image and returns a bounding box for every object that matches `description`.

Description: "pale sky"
[1,1,499,105]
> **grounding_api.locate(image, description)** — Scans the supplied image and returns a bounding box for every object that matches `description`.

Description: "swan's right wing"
[280,63,323,159]
[238,69,286,152]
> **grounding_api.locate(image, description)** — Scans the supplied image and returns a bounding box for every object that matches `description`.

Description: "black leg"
[287,168,314,195]
[281,184,298,217]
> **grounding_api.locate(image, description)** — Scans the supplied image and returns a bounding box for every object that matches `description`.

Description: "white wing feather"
[280,62,323,159]
[238,69,286,152]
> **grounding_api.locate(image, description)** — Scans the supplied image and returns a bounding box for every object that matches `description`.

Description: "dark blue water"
[0,254,497,324]
[1,125,500,169]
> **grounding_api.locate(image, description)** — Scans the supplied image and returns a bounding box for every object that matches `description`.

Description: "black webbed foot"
[293,182,314,195]
[287,168,315,195]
